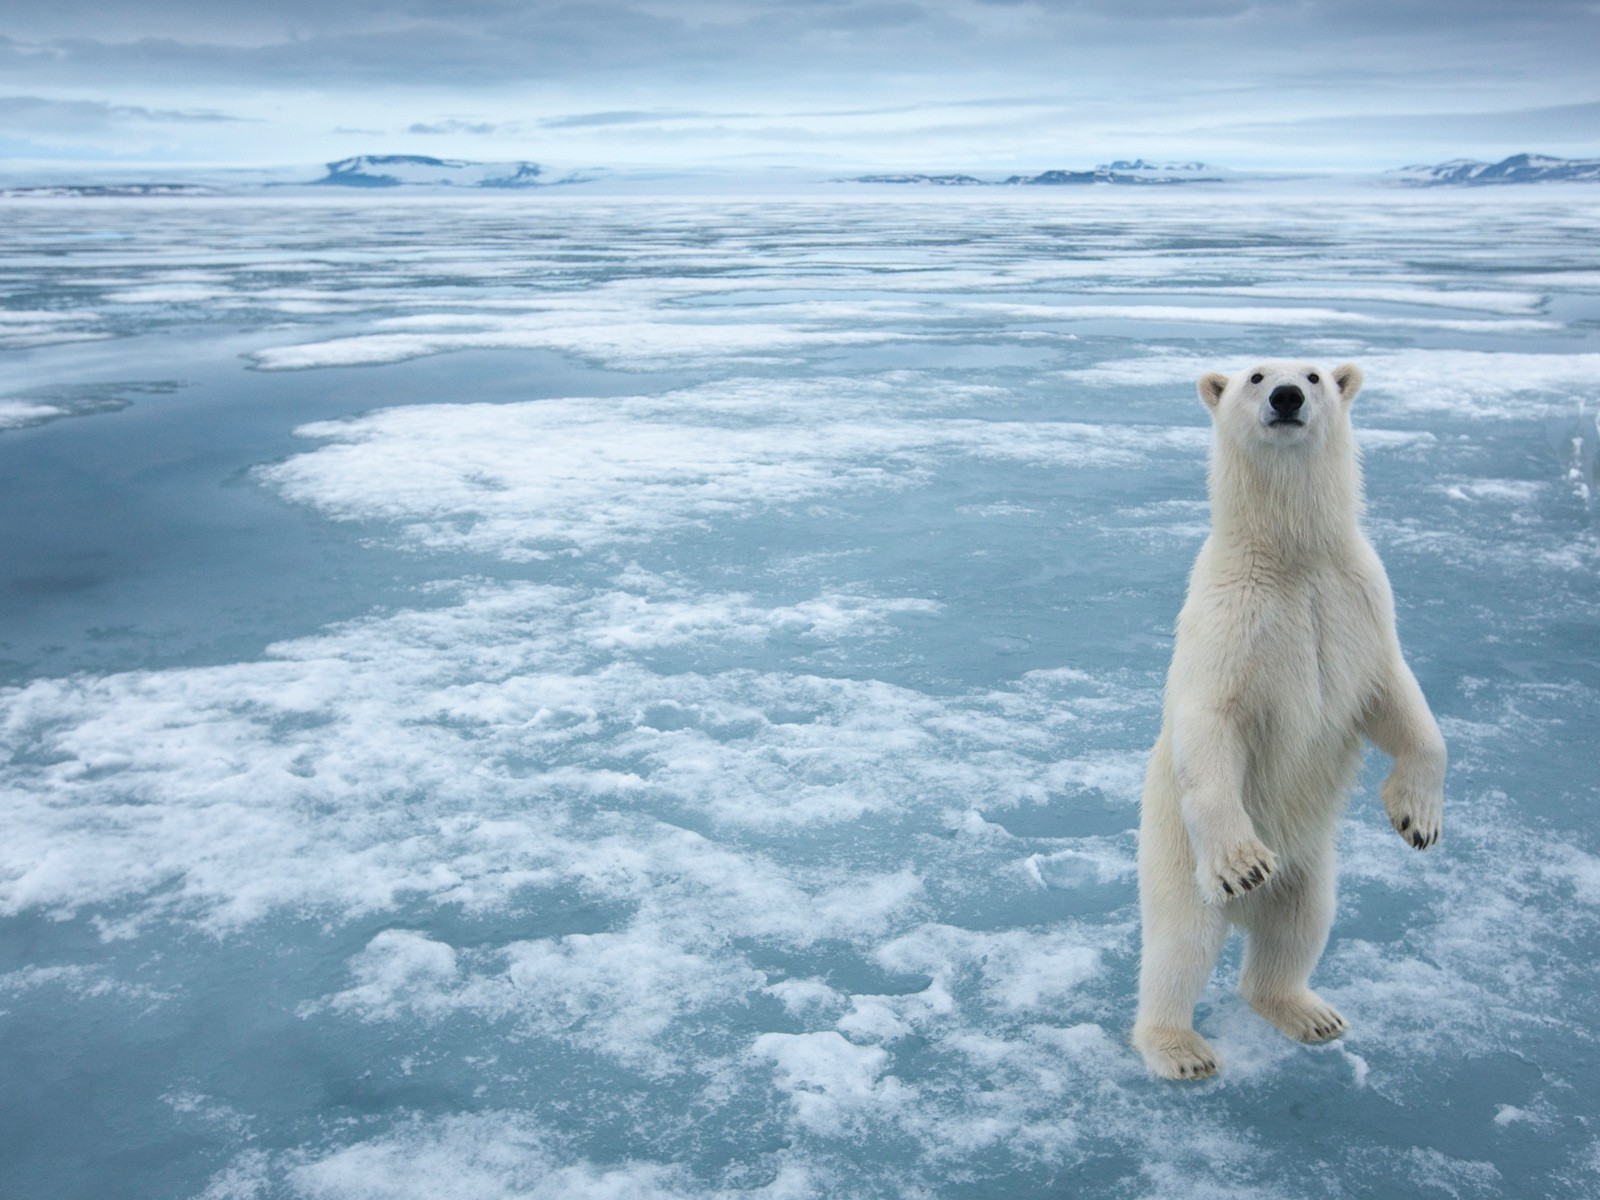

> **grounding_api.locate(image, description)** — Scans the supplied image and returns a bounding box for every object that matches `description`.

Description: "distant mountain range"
[846,173,988,186]
[7,153,1599,197]
[0,156,588,196]
[841,160,1231,186]
[1015,160,1231,185]
[0,183,221,198]
[311,155,547,188]
[1385,153,1600,186]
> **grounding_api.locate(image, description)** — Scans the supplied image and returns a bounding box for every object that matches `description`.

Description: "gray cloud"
[0,95,245,135]
[2,2,1597,169]
[1201,100,1600,142]
[408,118,501,135]
[3,0,1586,90]
[1,7,716,86]
[537,109,752,129]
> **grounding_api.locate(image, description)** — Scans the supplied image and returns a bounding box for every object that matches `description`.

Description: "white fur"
[1132,360,1446,1080]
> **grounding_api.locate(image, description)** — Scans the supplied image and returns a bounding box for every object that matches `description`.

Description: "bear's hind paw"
[1133,1026,1221,1080]
[1249,991,1348,1044]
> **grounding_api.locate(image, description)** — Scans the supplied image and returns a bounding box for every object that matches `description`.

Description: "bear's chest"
[1232,568,1381,731]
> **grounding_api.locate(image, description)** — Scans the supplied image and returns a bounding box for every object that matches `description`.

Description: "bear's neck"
[1208,433,1364,565]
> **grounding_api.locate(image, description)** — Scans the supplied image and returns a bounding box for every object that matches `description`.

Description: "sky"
[2,0,1598,175]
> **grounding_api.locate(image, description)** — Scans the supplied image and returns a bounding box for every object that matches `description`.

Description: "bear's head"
[1197,361,1363,452]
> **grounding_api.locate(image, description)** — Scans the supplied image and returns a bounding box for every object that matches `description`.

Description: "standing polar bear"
[1133,361,1447,1080]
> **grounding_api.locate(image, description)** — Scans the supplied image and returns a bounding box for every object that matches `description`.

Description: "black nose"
[1269,384,1304,416]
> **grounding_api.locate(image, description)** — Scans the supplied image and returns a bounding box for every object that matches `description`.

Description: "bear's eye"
[1307,373,1320,384]
[1250,373,1264,384]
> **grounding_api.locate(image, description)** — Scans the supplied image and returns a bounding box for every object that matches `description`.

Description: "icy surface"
[2,189,1598,1199]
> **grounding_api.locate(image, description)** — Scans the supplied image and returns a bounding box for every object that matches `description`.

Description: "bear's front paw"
[1382,776,1442,850]
[1196,836,1276,904]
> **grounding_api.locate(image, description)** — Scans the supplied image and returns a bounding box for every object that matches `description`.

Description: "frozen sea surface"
[2,188,1599,1199]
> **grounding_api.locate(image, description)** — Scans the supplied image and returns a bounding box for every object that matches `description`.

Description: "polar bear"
[1131,361,1446,1080]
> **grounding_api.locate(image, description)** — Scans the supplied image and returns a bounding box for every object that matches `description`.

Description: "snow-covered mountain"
[1385,153,1600,186]
[310,155,545,188]
[1007,160,1229,185]
[0,183,220,198]
[841,173,988,186]
[1096,159,1230,184]
[842,160,1230,187]
[1000,168,1098,185]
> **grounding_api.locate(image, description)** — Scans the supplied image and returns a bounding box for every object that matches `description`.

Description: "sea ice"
[1,188,1597,1199]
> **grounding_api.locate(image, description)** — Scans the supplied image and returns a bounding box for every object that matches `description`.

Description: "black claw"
[1221,880,1234,896]
[1399,816,1411,832]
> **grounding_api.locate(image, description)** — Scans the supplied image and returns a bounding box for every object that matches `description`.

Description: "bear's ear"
[1332,363,1363,404]
[1197,372,1229,410]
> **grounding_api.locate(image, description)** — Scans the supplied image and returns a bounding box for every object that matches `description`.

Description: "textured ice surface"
[2,189,1599,1199]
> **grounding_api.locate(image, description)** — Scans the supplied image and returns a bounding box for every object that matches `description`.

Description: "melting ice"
[2,188,1599,1199]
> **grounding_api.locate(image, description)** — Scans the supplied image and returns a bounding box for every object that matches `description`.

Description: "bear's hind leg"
[1133,882,1229,1079]
[1238,849,1347,1043]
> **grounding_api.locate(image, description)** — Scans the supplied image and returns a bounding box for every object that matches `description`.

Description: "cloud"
[407,118,502,135]
[537,97,1065,127]
[0,8,714,87]
[538,109,746,129]
[1199,100,1600,146]
[4,0,1587,92]
[1,2,1596,168]
[0,94,245,135]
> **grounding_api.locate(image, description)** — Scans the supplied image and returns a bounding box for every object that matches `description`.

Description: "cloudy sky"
[2,0,1597,175]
